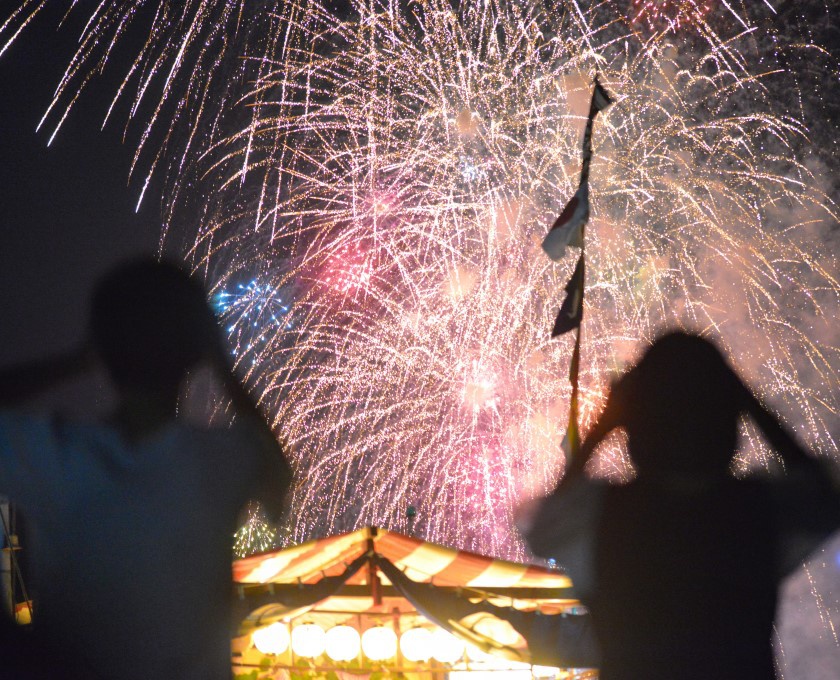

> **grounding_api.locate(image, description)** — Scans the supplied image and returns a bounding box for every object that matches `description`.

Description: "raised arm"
[554,383,622,494]
[742,389,815,470]
[741,381,840,574]
[210,344,293,524]
[0,345,92,408]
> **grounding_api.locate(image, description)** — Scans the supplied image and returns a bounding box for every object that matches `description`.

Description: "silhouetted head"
[603,331,749,477]
[90,259,221,396]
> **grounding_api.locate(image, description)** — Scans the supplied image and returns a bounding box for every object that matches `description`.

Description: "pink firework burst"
[632,0,713,32]
[319,242,375,296]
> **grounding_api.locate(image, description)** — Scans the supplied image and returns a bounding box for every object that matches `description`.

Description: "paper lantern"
[449,670,533,680]
[430,628,465,663]
[252,622,290,655]
[399,627,433,662]
[466,643,493,662]
[473,615,521,646]
[361,626,398,660]
[325,625,361,662]
[291,623,326,658]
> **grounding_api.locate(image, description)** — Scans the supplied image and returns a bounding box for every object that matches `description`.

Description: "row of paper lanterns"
[252,622,470,663]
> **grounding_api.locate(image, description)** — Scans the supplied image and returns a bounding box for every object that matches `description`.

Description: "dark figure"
[525,331,840,680]
[0,259,292,679]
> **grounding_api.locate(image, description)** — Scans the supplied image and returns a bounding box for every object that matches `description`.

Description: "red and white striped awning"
[234,526,572,591]
[231,528,591,672]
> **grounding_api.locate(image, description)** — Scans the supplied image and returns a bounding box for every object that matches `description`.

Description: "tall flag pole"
[561,330,582,458]
[542,76,614,458]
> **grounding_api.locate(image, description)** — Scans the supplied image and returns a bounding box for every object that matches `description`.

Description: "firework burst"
[631,0,713,32]
[3,1,838,559]
[213,278,295,376]
[201,1,838,558]
[233,503,278,558]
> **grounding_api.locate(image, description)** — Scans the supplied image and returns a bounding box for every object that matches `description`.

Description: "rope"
[0,504,32,622]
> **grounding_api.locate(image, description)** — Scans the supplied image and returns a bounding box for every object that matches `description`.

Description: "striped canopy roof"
[233,526,572,591]
[231,528,592,672]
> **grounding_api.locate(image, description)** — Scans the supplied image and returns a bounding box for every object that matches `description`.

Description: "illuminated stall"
[232,527,596,679]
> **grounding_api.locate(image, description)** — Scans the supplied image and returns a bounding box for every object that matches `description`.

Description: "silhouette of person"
[0,259,292,679]
[525,331,840,680]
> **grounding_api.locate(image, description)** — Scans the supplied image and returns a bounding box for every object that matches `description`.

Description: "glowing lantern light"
[430,628,465,663]
[474,615,521,646]
[399,627,433,662]
[361,626,398,660]
[291,623,326,658]
[325,625,361,661]
[252,622,290,655]
[449,670,532,680]
[466,643,493,662]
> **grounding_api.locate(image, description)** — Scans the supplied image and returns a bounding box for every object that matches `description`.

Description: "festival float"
[232,527,595,679]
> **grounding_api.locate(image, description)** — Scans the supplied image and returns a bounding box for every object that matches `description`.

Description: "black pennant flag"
[542,76,614,261]
[589,76,614,117]
[552,253,585,337]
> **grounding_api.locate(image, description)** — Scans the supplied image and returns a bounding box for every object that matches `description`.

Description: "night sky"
[1,1,836,391]
[1,4,839,676]
[0,5,159,373]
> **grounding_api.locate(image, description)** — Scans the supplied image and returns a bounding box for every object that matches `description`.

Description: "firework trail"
[3,3,839,658]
